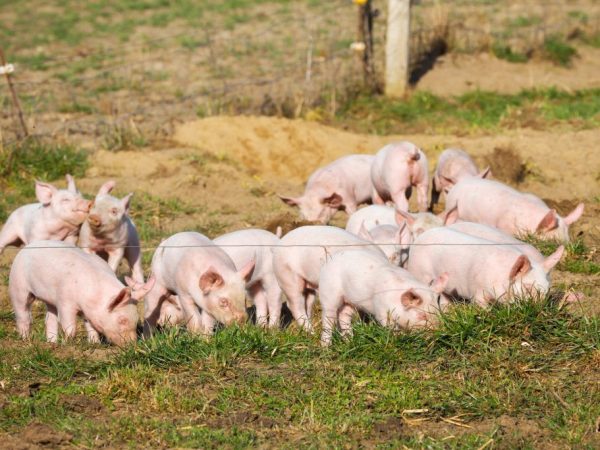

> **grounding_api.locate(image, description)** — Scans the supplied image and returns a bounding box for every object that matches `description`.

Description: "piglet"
[78,180,144,282]
[144,232,254,337]
[279,154,374,223]
[319,249,449,346]
[445,177,584,242]
[9,240,154,345]
[430,148,490,209]
[371,141,429,212]
[0,175,91,254]
[407,227,564,307]
[213,228,282,328]
[272,225,386,331]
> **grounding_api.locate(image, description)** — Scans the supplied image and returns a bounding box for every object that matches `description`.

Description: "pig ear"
[35,181,57,206]
[441,175,455,186]
[65,174,77,193]
[478,166,491,179]
[563,203,584,225]
[108,287,132,312]
[98,180,116,196]
[441,206,459,225]
[401,290,422,308]
[126,274,156,301]
[121,193,134,213]
[537,210,559,232]
[357,222,373,241]
[322,192,343,208]
[430,272,449,294]
[278,195,300,207]
[237,260,255,282]
[509,255,532,281]
[200,267,225,294]
[542,245,564,273]
[395,209,415,227]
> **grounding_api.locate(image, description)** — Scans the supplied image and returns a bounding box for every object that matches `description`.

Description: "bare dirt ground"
[417,46,600,95]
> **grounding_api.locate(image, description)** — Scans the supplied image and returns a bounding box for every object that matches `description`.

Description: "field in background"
[0,0,599,448]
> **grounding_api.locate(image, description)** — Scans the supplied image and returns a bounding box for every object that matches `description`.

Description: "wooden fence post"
[356,0,377,91]
[385,0,411,97]
[0,48,28,139]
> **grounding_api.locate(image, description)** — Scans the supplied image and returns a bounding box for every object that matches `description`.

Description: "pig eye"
[111,208,118,215]
[61,198,70,203]
[218,298,230,308]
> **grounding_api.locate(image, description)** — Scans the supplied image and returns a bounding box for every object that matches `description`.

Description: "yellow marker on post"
[353,0,368,4]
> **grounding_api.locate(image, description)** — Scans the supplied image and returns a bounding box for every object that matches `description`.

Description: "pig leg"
[143,282,169,338]
[372,189,385,205]
[344,201,358,216]
[416,182,429,212]
[391,191,409,212]
[200,310,216,336]
[58,306,79,340]
[0,221,23,254]
[84,320,101,343]
[178,293,205,334]
[320,302,340,347]
[107,248,126,273]
[278,273,312,331]
[45,305,59,343]
[125,235,144,283]
[10,288,33,340]
[305,290,317,323]
[338,304,355,339]
[264,280,283,328]
[429,177,440,211]
[253,288,269,328]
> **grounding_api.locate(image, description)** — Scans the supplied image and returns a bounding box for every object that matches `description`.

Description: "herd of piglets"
[0,140,585,346]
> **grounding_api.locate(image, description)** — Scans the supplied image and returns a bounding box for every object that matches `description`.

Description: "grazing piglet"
[445,177,584,242]
[279,154,374,223]
[213,229,282,328]
[407,228,564,307]
[0,175,91,254]
[319,249,449,346]
[371,142,429,212]
[272,226,386,331]
[78,180,144,282]
[430,148,490,209]
[9,240,154,345]
[144,232,254,337]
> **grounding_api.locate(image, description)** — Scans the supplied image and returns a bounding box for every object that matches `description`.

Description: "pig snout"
[235,310,248,324]
[78,199,93,213]
[88,214,102,228]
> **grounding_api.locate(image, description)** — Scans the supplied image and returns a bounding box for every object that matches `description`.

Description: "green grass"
[542,35,577,67]
[0,139,89,221]
[520,235,600,275]
[0,297,597,447]
[492,42,529,63]
[334,87,600,134]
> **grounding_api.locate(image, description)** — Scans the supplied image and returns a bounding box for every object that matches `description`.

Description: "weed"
[492,42,529,63]
[542,35,577,67]
[102,121,147,151]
